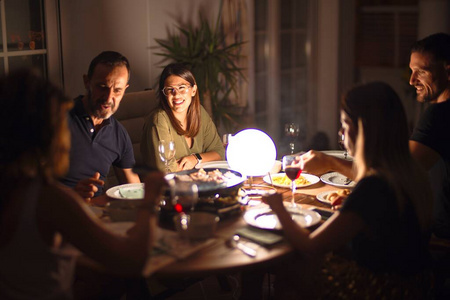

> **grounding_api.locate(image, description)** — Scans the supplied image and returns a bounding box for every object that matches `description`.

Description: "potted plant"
[154,8,246,132]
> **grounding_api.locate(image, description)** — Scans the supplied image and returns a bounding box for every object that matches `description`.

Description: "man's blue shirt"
[60,96,135,196]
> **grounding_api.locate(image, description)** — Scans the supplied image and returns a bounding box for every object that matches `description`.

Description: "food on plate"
[176,168,237,183]
[326,189,351,206]
[119,187,144,199]
[273,175,311,187]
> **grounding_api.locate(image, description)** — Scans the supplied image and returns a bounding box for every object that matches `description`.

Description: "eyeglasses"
[162,85,191,97]
[338,128,345,142]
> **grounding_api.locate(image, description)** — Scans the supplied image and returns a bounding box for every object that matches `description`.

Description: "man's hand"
[74,172,104,203]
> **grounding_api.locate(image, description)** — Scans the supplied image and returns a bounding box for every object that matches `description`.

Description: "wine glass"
[158,140,176,172]
[337,128,348,160]
[222,134,233,159]
[282,155,304,209]
[284,123,300,154]
[171,181,199,213]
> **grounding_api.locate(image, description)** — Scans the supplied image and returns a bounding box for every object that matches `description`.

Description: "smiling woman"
[141,63,225,172]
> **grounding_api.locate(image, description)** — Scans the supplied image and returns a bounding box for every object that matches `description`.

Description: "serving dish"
[170,167,245,197]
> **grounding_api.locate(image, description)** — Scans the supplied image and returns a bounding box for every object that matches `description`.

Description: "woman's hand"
[262,192,285,212]
[177,154,198,171]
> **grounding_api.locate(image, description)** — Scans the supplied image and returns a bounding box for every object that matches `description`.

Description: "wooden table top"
[155,174,347,278]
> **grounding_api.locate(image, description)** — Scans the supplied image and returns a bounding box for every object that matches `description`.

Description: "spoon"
[227,235,257,257]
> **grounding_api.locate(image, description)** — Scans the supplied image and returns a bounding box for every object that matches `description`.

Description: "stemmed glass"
[158,140,176,172]
[284,123,300,154]
[337,128,348,160]
[222,134,233,159]
[282,155,304,209]
[171,181,199,213]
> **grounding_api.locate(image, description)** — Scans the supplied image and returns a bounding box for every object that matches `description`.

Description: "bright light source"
[226,129,277,177]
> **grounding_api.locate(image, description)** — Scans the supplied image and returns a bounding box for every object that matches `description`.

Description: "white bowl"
[173,212,220,240]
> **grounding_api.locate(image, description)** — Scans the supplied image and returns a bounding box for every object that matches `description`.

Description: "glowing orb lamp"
[226,129,277,177]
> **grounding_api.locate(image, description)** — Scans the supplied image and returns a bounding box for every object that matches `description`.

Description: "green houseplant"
[154,8,246,132]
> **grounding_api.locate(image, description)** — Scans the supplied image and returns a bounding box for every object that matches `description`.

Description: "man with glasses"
[301,32,450,238]
[60,51,140,202]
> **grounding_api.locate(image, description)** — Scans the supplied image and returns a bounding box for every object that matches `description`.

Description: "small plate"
[106,183,145,200]
[321,150,353,161]
[320,172,356,188]
[316,189,352,205]
[263,173,320,188]
[316,191,333,205]
[244,206,321,230]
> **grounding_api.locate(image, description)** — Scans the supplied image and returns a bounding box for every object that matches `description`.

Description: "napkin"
[235,226,284,246]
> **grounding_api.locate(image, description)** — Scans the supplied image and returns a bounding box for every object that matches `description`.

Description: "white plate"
[321,150,353,161]
[316,191,333,205]
[106,183,145,200]
[263,173,320,188]
[320,172,356,188]
[195,160,230,170]
[244,206,321,230]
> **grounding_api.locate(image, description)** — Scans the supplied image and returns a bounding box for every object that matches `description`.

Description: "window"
[0,0,49,76]
[254,0,315,154]
[356,5,418,67]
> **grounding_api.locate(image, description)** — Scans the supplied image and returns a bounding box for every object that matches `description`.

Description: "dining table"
[85,166,354,281]
[150,173,346,279]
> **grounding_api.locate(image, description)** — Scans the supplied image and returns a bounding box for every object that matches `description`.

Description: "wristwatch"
[193,153,202,166]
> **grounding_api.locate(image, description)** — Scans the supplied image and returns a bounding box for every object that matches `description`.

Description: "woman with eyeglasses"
[263,82,433,298]
[141,63,224,172]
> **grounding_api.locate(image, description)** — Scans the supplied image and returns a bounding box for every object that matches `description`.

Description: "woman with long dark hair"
[0,69,165,299]
[264,82,433,298]
[141,63,224,172]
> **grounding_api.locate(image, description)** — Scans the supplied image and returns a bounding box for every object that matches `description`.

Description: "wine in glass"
[284,123,300,154]
[282,155,304,209]
[158,140,176,172]
[171,182,199,213]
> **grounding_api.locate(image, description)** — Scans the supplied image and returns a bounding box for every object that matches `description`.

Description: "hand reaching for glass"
[299,150,333,175]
